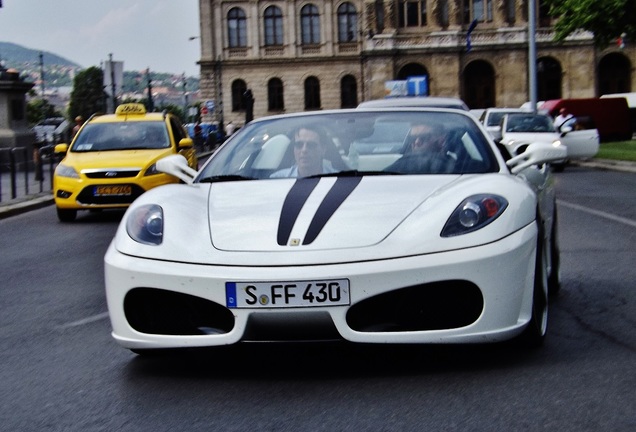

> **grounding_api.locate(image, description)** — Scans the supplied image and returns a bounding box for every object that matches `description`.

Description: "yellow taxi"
[53,103,197,222]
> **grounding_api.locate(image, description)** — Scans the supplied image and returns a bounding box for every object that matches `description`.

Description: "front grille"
[77,184,145,205]
[346,280,483,332]
[124,288,235,336]
[84,170,140,179]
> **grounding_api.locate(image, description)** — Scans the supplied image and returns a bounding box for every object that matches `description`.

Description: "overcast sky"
[0,0,201,76]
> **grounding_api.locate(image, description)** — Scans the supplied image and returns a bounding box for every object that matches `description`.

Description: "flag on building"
[466,20,478,52]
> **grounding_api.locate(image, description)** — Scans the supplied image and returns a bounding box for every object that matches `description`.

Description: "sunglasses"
[293,140,321,150]
[411,132,440,143]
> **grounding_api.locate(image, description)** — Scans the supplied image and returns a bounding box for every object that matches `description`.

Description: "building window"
[228,7,247,48]
[231,79,247,111]
[398,0,427,28]
[337,3,358,42]
[340,75,358,108]
[506,0,515,24]
[304,76,321,110]
[268,78,284,111]
[264,6,283,46]
[300,4,320,45]
[463,0,493,24]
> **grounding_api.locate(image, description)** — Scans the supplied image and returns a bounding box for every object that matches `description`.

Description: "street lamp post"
[146,68,154,112]
[38,52,45,98]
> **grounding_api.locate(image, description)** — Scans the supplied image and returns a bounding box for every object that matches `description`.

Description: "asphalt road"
[0,166,634,431]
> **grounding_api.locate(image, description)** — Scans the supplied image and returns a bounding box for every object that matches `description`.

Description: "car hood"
[501,131,559,144]
[115,174,538,266]
[208,176,459,251]
[63,148,174,170]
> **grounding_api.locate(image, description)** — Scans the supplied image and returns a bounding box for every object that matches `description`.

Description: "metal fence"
[0,143,58,203]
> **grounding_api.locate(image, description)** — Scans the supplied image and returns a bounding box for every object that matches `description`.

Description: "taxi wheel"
[57,207,77,222]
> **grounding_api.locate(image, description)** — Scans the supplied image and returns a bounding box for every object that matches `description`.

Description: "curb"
[0,193,54,220]
[571,159,636,174]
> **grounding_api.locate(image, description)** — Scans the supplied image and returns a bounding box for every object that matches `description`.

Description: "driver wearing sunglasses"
[271,126,338,178]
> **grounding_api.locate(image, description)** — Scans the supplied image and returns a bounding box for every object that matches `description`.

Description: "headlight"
[441,194,508,237]
[55,164,80,178]
[144,163,160,176]
[552,140,562,147]
[126,204,163,245]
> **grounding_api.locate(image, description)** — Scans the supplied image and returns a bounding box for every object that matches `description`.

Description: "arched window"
[264,6,283,46]
[340,75,358,108]
[268,78,285,111]
[231,79,247,111]
[228,8,247,48]
[304,76,321,110]
[337,3,358,42]
[300,4,321,45]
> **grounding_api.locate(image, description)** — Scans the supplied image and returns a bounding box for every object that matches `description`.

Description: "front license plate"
[94,185,132,196]
[226,279,350,308]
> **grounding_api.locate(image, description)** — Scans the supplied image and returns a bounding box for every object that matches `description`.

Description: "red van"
[540,98,632,142]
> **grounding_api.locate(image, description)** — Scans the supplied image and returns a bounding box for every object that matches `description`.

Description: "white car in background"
[500,112,599,169]
[479,108,529,141]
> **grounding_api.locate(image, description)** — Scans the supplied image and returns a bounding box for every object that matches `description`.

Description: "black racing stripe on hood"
[277,178,320,246]
[303,176,362,245]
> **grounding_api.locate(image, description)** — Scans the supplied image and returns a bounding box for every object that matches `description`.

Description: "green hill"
[0,41,80,68]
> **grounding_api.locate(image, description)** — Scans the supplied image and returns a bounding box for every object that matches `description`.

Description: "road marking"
[56,312,110,329]
[558,199,636,228]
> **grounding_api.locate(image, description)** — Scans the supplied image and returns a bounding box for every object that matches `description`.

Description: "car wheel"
[520,228,549,348]
[548,210,561,297]
[552,162,567,172]
[56,207,77,222]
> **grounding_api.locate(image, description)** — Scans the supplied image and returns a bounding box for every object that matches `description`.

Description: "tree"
[68,66,107,121]
[548,0,636,48]
[26,98,62,125]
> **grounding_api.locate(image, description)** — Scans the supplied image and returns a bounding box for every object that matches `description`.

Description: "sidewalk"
[0,157,634,220]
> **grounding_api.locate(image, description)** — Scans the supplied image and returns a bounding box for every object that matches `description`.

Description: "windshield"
[71,121,170,152]
[197,110,498,181]
[505,114,556,133]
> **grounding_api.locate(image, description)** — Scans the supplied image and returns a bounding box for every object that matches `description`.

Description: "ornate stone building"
[196,0,635,129]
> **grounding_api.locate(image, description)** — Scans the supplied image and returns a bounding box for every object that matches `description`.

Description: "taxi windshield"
[71,122,170,152]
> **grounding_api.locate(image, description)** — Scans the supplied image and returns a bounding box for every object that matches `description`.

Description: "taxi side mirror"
[54,143,69,154]
[178,137,194,150]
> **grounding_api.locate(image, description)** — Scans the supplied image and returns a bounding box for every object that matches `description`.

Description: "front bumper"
[104,223,537,349]
[54,174,176,210]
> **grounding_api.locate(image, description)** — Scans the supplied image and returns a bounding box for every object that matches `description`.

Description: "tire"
[56,207,77,222]
[548,210,561,297]
[551,162,567,172]
[519,226,549,348]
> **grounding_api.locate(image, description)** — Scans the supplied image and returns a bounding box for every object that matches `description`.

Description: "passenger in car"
[270,125,338,178]
[385,123,455,174]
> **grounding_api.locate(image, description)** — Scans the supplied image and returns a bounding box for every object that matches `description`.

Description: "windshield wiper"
[198,174,255,183]
[306,170,402,178]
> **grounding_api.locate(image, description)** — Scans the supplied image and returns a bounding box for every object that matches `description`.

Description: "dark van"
[540,98,632,142]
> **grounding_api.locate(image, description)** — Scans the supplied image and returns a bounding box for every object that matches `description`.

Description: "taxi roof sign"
[115,103,147,116]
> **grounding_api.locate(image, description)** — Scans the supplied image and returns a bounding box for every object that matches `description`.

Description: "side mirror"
[506,142,567,174]
[54,143,69,154]
[156,154,198,184]
[178,137,194,150]
[560,125,573,137]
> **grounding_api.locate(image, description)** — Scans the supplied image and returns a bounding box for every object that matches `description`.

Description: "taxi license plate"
[226,279,350,308]
[94,185,132,196]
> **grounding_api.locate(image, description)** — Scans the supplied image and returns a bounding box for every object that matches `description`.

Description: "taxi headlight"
[55,164,80,179]
[126,204,163,245]
[144,163,160,176]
